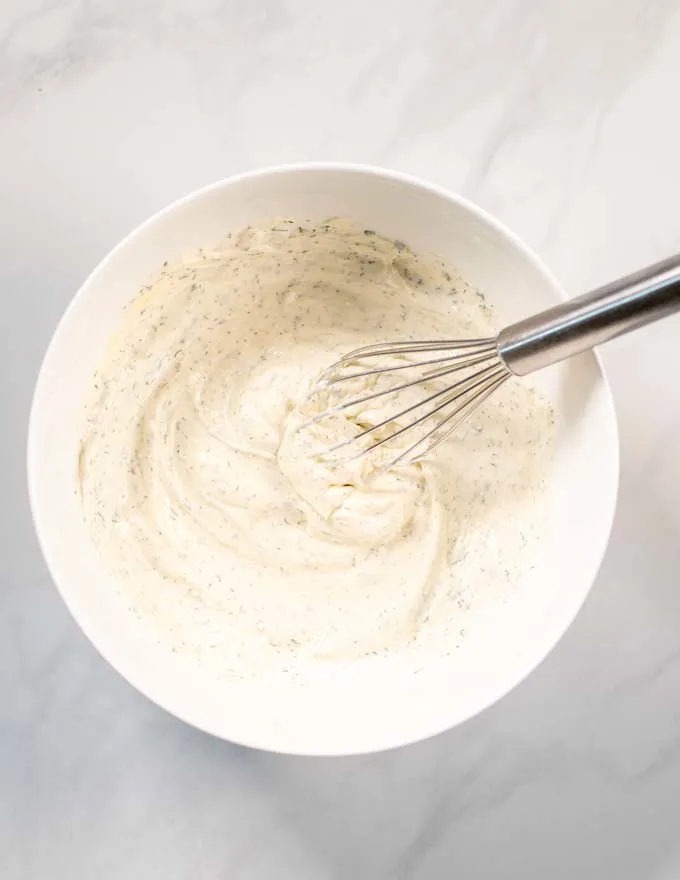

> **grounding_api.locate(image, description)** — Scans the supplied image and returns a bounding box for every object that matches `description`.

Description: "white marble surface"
[2,0,680,876]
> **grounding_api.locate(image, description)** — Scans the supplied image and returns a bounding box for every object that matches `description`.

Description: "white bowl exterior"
[28,165,618,755]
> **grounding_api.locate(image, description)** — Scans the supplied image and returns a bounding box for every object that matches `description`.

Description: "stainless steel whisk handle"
[497,254,680,376]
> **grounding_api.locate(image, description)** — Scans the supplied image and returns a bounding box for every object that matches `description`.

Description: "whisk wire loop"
[308,338,511,466]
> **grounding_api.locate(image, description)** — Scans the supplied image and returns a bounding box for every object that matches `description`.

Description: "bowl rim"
[27,162,620,755]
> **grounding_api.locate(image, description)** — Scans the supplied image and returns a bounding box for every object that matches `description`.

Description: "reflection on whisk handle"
[497,253,680,376]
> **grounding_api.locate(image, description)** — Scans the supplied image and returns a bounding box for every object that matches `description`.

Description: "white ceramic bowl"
[28,164,618,755]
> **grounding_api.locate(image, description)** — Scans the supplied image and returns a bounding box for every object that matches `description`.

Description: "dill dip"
[78,220,555,679]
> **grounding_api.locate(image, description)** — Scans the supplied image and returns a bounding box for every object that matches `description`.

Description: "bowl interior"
[28,166,618,755]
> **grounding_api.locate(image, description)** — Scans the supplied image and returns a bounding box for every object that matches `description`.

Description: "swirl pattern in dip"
[79,220,554,678]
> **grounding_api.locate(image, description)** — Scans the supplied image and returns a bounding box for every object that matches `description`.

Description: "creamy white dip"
[79,220,554,678]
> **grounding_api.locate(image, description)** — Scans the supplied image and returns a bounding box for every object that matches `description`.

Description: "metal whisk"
[311,254,680,466]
